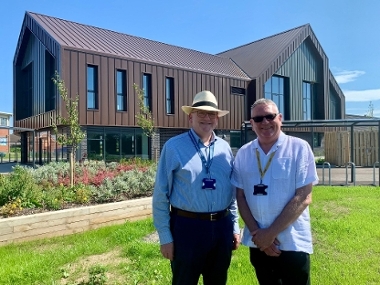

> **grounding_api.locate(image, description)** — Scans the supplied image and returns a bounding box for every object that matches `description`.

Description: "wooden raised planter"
[0,197,152,246]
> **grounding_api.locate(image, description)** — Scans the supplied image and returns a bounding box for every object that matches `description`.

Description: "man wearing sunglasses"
[153,90,240,285]
[231,98,319,285]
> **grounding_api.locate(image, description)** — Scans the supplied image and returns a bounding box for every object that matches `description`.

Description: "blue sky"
[1,0,379,121]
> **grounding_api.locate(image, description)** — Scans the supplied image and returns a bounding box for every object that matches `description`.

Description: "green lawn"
[0,185,379,285]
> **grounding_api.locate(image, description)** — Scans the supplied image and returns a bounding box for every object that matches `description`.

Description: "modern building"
[0,112,12,154]
[13,11,345,163]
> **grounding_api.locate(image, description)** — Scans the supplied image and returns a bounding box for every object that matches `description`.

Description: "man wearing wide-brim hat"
[153,90,240,285]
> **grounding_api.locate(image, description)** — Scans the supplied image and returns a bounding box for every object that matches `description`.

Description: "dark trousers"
[170,213,233,285]
[249,248,310,285]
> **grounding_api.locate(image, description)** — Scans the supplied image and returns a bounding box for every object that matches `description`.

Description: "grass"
[0,185,379,284]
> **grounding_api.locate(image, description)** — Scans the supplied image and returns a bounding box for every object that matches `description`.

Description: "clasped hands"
[251,228,281,257]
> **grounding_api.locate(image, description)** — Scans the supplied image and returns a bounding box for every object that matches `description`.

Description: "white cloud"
[334,70,365,84]
[343,89,380,102]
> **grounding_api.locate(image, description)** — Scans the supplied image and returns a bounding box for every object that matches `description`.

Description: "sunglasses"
[251,113,278,123]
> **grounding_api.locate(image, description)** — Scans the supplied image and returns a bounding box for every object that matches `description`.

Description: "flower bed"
[0,159,156,218]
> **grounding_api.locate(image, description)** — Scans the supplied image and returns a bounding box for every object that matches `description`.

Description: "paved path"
[317,166,378,186]
[0,162,19,174]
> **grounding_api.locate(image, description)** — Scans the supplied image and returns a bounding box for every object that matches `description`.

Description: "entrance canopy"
[241,118,380,166]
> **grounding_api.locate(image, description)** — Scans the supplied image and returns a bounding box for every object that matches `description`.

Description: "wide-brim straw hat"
[181,90,229,117]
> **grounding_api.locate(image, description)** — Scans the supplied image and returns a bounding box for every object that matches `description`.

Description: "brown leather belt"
[171,207,229,221]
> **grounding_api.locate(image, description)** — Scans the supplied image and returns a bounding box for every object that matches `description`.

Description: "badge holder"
[202,177,216,190]
[253,184,268,195]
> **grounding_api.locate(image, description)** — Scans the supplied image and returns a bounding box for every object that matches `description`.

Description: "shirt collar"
[252,131,285,152]
[190,129,216,146]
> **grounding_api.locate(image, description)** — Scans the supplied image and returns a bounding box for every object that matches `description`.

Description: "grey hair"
[251,98,277,110]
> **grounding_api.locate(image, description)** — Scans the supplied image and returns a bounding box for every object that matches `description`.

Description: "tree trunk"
[70,151,74,187]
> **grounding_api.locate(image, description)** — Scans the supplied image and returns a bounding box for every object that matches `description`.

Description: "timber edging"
[0,197,152,246]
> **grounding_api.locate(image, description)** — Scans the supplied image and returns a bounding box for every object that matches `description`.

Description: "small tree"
[134,83,155,137]
[52,72,85,187]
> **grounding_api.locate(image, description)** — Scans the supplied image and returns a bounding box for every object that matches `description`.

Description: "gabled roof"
[24,12,250,80]
[217,24,320,79]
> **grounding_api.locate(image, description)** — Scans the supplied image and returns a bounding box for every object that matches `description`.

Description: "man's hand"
[232,234,240,250]
[160,242,174,261]
[251,228,277,250]
[262,243,281,257]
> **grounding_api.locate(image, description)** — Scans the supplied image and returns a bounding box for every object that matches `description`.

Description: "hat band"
[191,101,218,109]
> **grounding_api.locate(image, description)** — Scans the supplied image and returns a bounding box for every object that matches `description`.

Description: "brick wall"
[0,129,9,153]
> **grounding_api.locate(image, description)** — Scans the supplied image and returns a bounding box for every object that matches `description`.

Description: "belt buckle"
[210,213,218,221]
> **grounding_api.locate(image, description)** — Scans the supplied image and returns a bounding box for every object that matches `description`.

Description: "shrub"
[1,160,157,217]
[0,198,22,217]
[315,157,325,165]
[0,166,42,208]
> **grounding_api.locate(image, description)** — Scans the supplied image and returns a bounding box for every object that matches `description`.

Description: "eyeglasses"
[251,113,278,123]
[194,111,218,119]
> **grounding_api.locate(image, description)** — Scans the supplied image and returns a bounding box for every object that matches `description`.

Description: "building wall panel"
[17,45,248,131]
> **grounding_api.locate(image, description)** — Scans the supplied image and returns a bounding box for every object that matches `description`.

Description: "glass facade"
[230,131,241,148]
[87,127,149,161]
[22,127,150,164]
[330,91,341,119]
[264,76,285,117]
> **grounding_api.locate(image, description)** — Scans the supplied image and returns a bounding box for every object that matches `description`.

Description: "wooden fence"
[325,131,379,167]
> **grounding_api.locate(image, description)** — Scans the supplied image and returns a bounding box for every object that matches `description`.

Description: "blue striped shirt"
[153,129,240,245]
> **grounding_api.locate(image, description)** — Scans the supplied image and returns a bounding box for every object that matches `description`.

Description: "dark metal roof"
[216,24,309,79]
[26,12,250,80]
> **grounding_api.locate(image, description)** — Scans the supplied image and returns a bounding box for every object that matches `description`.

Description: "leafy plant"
[315,157,325,165]
[52,72,86,187]
[0,198,22,217]
[134,83,155,137]
[88,264,107,285]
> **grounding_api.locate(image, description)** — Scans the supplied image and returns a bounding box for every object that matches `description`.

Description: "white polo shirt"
[231,132,319,254]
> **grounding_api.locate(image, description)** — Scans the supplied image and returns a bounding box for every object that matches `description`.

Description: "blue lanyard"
[188,130,215,175]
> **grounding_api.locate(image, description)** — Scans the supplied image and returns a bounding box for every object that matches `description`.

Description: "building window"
[230,131,241,148]
[165,77,174,114]
[87,127,149,161]
[264,76,285,118]
[143,74,152,110]
[231,86,245,95]
[87,65,98,109]
[0,118,7,126]
[329,91,341,119]
[116,70,127,111]
[303,82,312,120]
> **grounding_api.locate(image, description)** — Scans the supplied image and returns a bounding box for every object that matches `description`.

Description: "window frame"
[87,65,98,110]
[264,75,286,118]
[116,69,127,111]
[302,81,312,120]
[165,77,175,114]
[142,73,152,110]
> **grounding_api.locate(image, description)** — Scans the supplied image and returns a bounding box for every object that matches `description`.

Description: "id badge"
[253,184,268,195]
[202,178,216,190]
